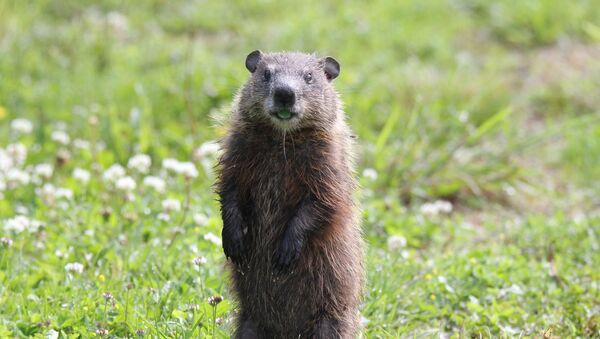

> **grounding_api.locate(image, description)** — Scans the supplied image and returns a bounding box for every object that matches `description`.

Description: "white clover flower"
[419,203,437,216]
[46,329,59,339]
[162,198,181,213]
[178,162,198,178]
[115,176,136,192]
[103,164,125,183]
[1,237,13,248]
[127,154,151,173]
[498,284,524,297]
[193,213,208,227]
[193,256,207,266]
[37,183,56,203]
[387,235,407,252]
[73,168,91,184]
[203,232,222,246]
[143,176,165,193]
[73,139,91,151]
[34,163,53,180]
[37,184,70,203]
[106,11,129,35]
[4,215,30,233]
[207,295,223,306]
[11,118,33,134]
[362,168,378,181]
[436,200,453,213]
[193,140,220,161]
[161,280,174,294]
[6,143,27,167]
[3,215,42,233]
[51,130,70,145]
[29,219,43,232]
[0,149,13,172]
[55,149,71,166]
[162,158,180,171]
[55,188,73,200]
[5,168,30,187]
[157,213,170,221]
[163,159,198,178]
[64,262,84,274]
[419,200,453,216]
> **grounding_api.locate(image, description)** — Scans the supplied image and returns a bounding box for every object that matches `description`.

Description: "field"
[1,0,600,337]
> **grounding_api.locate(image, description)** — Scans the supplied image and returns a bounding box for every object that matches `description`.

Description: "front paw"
[273,233,303,273]
[222,226,245,264]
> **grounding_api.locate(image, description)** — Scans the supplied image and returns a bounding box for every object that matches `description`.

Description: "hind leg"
[308,318,343,339]
[235,315,259,339]
[236,315,273,339]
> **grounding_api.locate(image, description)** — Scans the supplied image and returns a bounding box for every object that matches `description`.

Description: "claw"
[222,226,245,265]
[272,235,302,274]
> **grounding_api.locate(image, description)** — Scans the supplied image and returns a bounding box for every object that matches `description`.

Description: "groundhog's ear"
[322,56,340,81]
[245,50,262,73]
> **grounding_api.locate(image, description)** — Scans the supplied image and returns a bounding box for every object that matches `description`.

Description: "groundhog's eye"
[304,72,313,84]
[263,69,271,82]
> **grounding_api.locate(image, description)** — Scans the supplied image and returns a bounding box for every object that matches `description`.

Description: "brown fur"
[216,51,363,338]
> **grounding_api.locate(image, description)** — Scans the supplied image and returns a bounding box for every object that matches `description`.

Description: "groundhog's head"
[238,50,341,131]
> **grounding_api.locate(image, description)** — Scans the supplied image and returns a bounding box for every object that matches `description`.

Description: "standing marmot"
[216,50,363,338]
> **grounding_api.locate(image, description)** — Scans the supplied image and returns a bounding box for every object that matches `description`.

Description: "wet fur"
[216,52,363,338]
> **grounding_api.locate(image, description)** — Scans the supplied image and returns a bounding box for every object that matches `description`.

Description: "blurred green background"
[1,0,600,337]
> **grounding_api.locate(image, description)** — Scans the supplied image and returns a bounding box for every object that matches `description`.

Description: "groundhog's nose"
[273,86,296,108]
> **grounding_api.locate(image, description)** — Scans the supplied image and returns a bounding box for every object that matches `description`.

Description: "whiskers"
[281,129,297,164]
[282,130,287,163]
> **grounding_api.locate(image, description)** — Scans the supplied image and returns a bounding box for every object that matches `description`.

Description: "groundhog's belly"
[233,238,334,333]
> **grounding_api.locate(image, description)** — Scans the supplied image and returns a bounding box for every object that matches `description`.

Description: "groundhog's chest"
[234,137,320,234]
[243,159,307,225]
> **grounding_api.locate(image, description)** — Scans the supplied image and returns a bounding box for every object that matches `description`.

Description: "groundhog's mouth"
[271,110,298,121]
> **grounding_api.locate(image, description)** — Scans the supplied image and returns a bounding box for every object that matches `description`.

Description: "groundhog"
[216,50,363,338]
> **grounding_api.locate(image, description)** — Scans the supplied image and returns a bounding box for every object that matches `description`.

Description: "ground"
[1,0,600,337]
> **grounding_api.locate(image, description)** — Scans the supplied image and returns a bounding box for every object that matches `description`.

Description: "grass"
[1,0,600,337]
